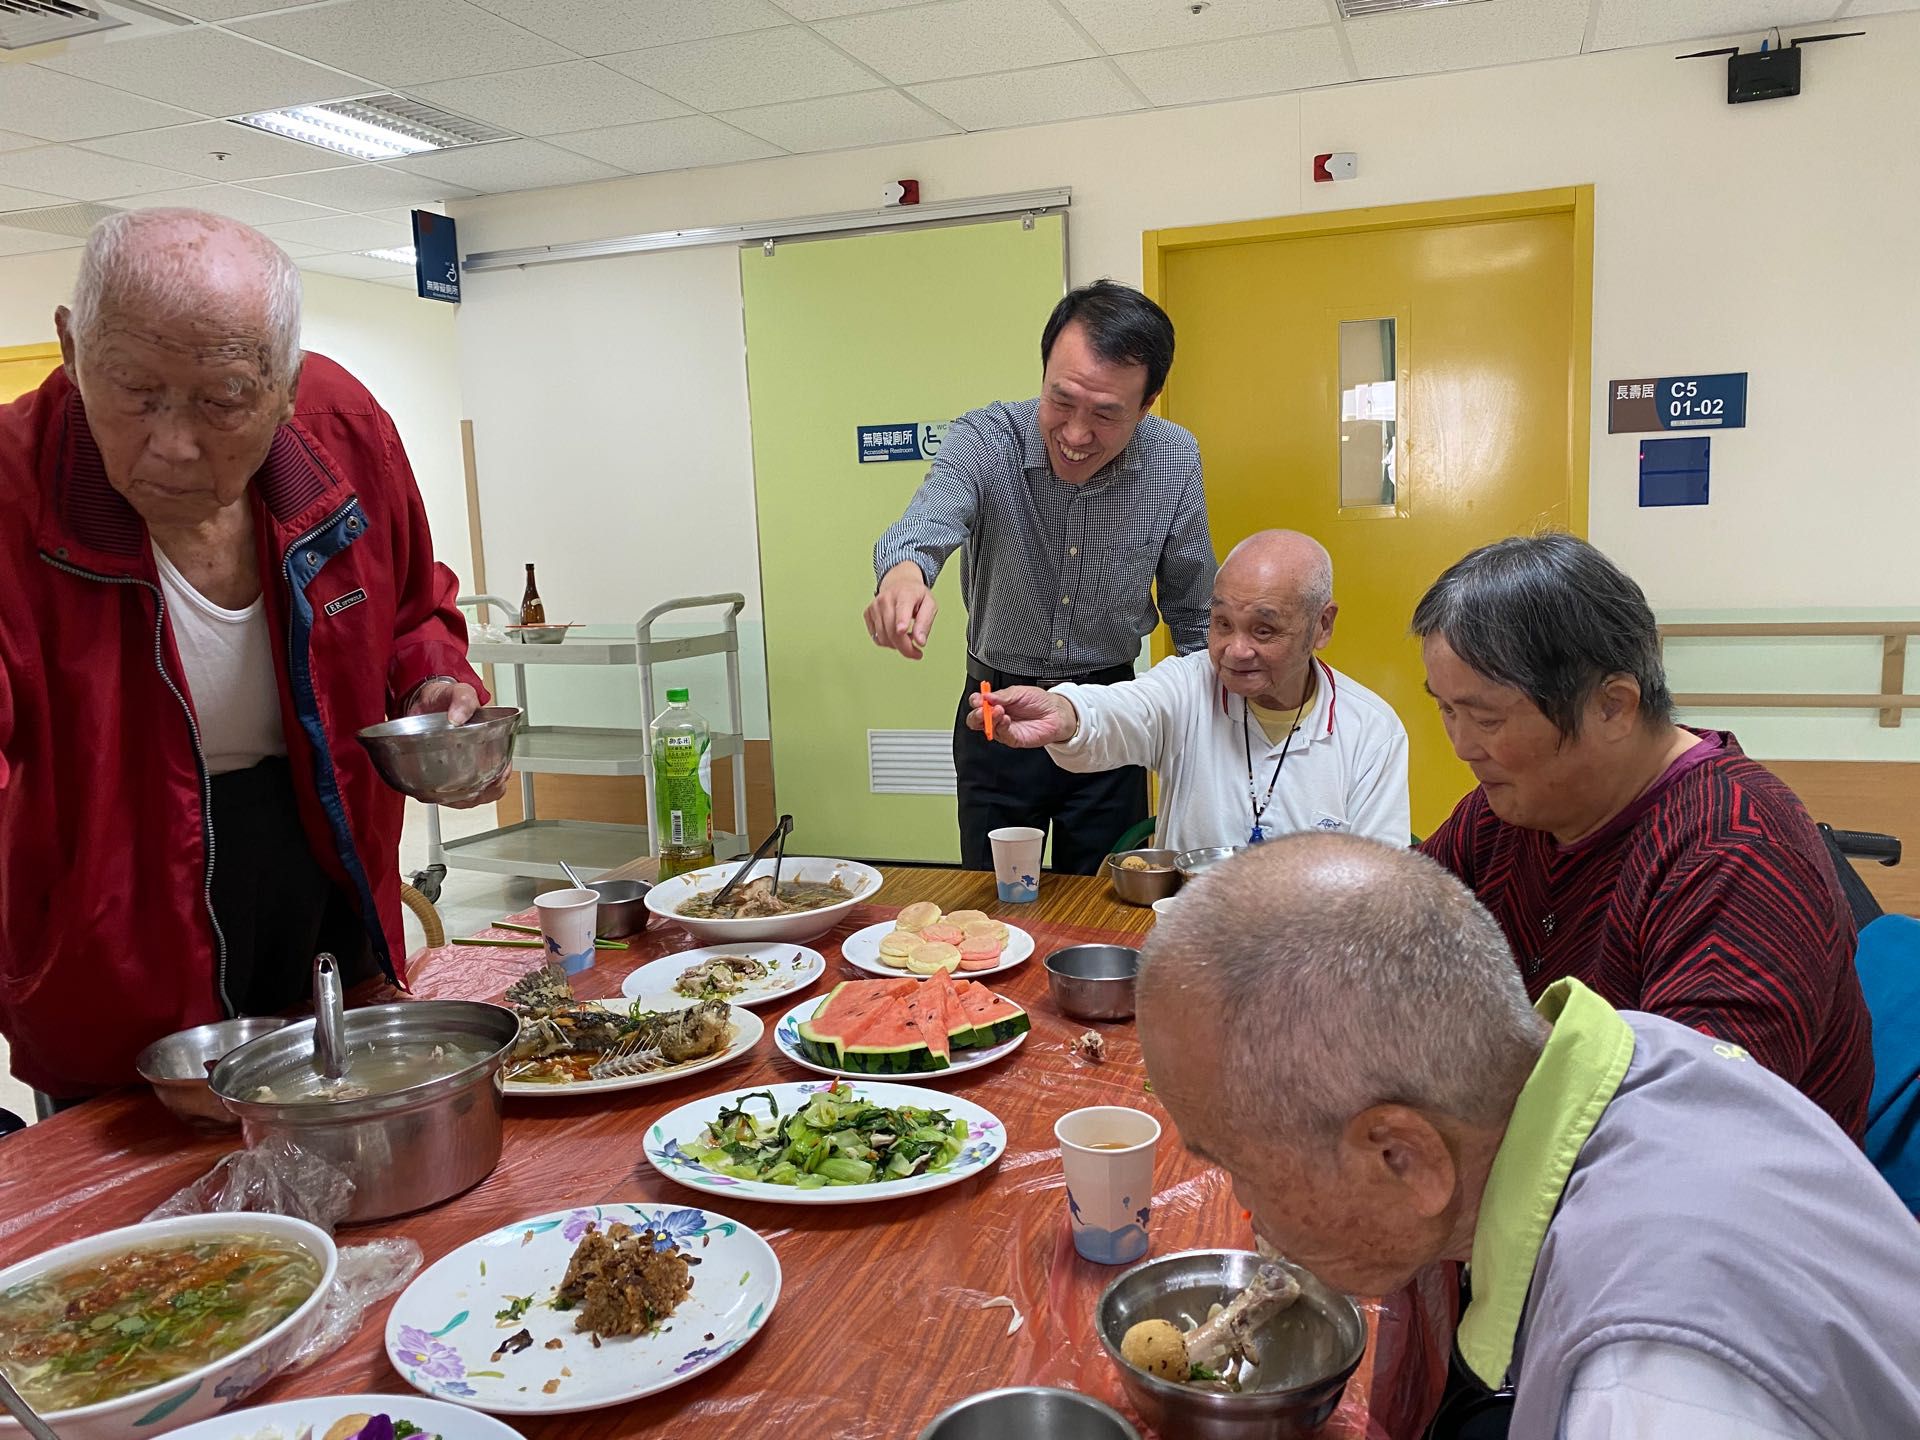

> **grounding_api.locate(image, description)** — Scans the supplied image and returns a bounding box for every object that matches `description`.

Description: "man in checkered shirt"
[867,281,1216,873]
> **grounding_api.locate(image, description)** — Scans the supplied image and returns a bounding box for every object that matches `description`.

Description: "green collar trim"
[1457,978,1635,1388]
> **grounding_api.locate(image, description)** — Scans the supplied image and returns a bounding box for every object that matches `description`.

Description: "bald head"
[1219,530,1333,616]
[67,208,302,384]
[1140,833,1546,1140]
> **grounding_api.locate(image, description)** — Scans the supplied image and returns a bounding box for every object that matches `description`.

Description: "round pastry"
[907,942,962,975]
[1120,1318,1190,1382]
[944,909,990,927]
[877,929,916,968]
[962,919,1009,946]
[1118,854,1150,871]
[957,937,1004,969]
[895,900,941,932]
[919,922,965,947]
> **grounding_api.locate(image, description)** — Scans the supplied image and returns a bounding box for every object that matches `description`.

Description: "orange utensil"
[981,681,994,742]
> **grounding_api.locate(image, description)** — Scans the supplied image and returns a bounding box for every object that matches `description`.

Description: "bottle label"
[654,732,711,852]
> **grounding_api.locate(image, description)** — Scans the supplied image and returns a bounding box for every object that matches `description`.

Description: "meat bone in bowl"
[644,856,883,944]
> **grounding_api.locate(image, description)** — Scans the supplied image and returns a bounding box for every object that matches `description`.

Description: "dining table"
[0,861,1451,1439]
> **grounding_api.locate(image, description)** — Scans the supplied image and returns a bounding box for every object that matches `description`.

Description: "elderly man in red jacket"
[0,208,501,1106]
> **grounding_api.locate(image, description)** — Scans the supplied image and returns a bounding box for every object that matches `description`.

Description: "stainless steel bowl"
[135,1017,292,1130]
[210,1000,519,1223]
[1175,844,1245,882]
[357,705,521,805]
[514,624,568,644]
[1097,1250,1366,1440]
[1108,848,1183,905]
[589,878,651,938]
[1045,943,1141,1022]
[919,1387,1140,1440]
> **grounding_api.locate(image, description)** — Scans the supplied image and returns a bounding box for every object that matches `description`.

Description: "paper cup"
[534,887,598,974]
[1056,1105,1161,1264]
[989,825,1044,903]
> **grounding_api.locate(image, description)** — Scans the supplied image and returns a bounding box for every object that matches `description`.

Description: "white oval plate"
[840,919,1034,979]
[168,1393,527,1438]
[502,1002,762,1098]
[619,943,825,1011]
[771,997,1027,1083]
[644,1079,1007,1207]
[642,857,883,945]
[386,1204,779,1416]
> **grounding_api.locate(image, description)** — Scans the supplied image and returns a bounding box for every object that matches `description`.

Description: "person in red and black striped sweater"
[1413,535,1872,1139]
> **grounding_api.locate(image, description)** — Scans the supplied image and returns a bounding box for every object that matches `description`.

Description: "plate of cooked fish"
[618,943,826,1011]
[385,1203,779,1415]
[499,965,761,1097]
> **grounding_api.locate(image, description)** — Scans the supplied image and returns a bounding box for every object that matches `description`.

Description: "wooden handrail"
[1658,621,1917,728]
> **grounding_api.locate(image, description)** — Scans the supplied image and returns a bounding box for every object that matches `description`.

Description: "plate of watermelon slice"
[770,970,1030,1082]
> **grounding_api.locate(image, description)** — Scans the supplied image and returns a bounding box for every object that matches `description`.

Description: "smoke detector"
[0,0,187,53]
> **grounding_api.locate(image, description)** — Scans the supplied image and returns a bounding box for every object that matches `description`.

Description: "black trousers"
[954,664,1148,876]
[208,756,375,1016]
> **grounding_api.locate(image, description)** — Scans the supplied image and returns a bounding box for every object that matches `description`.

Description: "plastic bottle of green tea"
[651,687,715,878]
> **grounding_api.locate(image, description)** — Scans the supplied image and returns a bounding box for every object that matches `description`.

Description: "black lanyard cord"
[1242,679,1312,842]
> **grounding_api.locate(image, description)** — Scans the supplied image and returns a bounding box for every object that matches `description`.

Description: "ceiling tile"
[1115,25,1350,104]
[247,165,475,210]
[1056,0,1331,53]
[461,0,790,56]
[1345,0,1589,80]
[75,120,354,182]
[0,184,67,212]
[271,237,329,258]
[1844,0,1920,11]
[234,0,571,88]
[263,213,414,254]
[909,59,1144,130]
[601,26,882,110]
[720,87,957,151]
[1590,1,1843,50]
[405,61,689,137]
[302,252,415,279]
[114,185,342,226]
[0,146,198,203]
[768,0,924,16]
[548,114,784,173]
[157,0,320,17]
[388,138,623,191]
[36,29,370,117]
[0,224,83,256]
[817,0,1096,84]
[0,131,39,153]
[0,66,204,143]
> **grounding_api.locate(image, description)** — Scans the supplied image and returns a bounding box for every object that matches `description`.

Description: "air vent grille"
[0,0,122,49]
[867,729,958,796]
[2,200,124,237]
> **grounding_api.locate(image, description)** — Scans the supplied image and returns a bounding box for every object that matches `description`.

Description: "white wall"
[0,253,471,587]
[446,12,1920,756]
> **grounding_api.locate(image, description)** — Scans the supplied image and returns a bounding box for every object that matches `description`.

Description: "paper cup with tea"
[1056,1105,1161,1264]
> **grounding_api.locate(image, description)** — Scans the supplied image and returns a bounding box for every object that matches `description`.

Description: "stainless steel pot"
[210,1000,519,1223]
[1045,944,1141,1022]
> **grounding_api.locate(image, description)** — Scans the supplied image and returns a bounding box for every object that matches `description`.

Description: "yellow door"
[1147,189,1592,835]
[0,343,60,403]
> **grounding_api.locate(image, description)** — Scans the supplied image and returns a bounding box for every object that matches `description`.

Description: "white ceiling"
[0,0,1897,287]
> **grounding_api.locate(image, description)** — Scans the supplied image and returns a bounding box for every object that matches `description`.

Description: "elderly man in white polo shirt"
[967,530,1409,853]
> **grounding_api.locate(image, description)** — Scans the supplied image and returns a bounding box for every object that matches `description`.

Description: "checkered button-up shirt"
[873,399,1215,677]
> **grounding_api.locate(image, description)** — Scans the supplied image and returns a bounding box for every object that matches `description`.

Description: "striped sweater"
[1422,732,1872,1139]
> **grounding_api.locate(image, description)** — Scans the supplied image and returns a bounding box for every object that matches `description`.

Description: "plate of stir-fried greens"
[643,1081,1007,1206]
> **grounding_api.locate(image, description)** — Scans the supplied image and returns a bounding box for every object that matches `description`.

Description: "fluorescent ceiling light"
[360,246,417,266]
[1337,0,1490,16]
[233,94,508,161]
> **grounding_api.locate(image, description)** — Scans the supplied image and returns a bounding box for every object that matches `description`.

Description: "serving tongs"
[312,950,348,1085]
[0,1368,62,1440]
[705,813,794,911]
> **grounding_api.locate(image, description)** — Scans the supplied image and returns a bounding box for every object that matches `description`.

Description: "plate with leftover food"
[385,1204,779,1415]
[619,943,826,1011]
[168,1394,527,1438]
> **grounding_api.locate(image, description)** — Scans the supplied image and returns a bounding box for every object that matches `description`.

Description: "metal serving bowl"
[135,1017,292,1131]
[210,1000,520,1223]
[1045,943,1140,1022]
[513,624,568,644]
[357,705,521,805]
[1175,845,1245,882]
[919,1387,1140,1440]
[590,878,652,937]
[1096,1250,1367,1440]
[1107,848,1183,905]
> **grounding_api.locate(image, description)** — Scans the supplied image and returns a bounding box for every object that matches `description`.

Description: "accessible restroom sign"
[858,421,951,463]
[1608,372,1747,432]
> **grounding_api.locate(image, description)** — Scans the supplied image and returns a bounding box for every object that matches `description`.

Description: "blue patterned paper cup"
[1056,1105,1160,1265]
[988,826,1044,904]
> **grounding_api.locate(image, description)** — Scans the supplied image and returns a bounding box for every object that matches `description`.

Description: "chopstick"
[492,921,627,950]
[451,932,628,951]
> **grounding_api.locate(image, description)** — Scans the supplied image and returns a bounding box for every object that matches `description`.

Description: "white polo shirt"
[1047,651,1410,854]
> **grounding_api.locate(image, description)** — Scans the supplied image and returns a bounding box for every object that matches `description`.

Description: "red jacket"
[0,355,483,1097]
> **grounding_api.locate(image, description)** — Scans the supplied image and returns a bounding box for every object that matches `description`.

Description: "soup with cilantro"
[0,1233,321,1412]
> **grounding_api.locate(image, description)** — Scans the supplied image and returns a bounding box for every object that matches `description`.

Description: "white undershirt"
[154,545,286,776]
[1560,1339,1816,1439]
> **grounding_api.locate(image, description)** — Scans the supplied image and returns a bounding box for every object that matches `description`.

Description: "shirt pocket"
[1087,538,1160,619]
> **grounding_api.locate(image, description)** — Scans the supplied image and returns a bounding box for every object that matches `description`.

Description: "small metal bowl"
[1097,1250,1366,1440]
[1108,848,1183,905]
[135,1017,292,1130]
[1175,844,1245,882]
[919,1387,1140,1440]
[513,624,569,644]
[1045,943,1140,1022]
[590,878,652,937]
[358,704,521,805]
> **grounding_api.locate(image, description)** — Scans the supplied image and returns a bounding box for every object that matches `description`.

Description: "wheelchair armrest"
[1821,825,1902,867]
